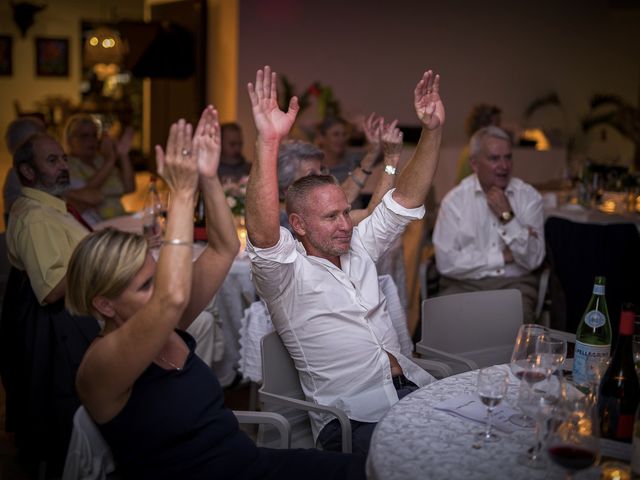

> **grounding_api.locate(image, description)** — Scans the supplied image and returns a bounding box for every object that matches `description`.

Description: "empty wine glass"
[475,367,508,444]
[546,395,600,479]
[516,375,563,469]
[509,324,548,427]
[536,334,567,383]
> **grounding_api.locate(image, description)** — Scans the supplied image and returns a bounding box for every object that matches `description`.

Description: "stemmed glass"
[536,334,567,385]
[475,367,508,444]
[546,395,600,479]
[509,324,548,427]
[516,374,563,469]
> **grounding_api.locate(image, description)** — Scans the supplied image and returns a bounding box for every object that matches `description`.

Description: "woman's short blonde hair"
[66,228,148,320]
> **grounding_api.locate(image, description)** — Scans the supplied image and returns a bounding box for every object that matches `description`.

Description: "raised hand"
[115,127,134,159]
[192,105,221,180]
[414,70,445,130]
[363,113,383,153]
[155,119,198,196]
[381,119,403,156]
[247,65,299,143]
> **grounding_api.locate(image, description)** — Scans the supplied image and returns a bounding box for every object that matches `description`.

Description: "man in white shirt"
[433,126,545,323]
[245,66,444,456]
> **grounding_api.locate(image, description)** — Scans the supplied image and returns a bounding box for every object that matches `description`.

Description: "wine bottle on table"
[573,276,612,389]
[597,306,640,443]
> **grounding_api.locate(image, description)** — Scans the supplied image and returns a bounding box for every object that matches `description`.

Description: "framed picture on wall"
[0,35,12,76]
[35,37,69,77]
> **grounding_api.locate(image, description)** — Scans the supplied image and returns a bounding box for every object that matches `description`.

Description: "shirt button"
[501,230,506,235]
[492,242,495,247]
[386,374,391,380]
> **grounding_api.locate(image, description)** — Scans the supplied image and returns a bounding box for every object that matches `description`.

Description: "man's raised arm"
[245,66,299,248]
[392,70,445,209]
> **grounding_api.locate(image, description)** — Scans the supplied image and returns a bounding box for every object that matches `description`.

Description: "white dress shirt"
[247,190,435,439]
[433,175,545,280]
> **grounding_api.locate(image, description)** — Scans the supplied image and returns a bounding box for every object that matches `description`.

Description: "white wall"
[235,0,639,158]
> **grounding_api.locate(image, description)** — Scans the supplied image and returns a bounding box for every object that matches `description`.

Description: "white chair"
[416,289,524,374]
[258,331,353,453]
[62,407,117,480]
[62,406,292,480]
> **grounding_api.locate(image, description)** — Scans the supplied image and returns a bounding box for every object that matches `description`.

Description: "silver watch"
[384,165,397,176]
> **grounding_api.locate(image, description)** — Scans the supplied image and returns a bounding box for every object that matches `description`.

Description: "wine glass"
[475,367,508,444]
[536,334,567,384]
[546,396,600,479]
[516,374,563,469]
[509,324,548,427]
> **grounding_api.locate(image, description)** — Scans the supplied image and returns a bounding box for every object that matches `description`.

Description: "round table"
[366,367,600,480]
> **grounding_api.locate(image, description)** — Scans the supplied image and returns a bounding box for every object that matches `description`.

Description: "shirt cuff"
[382,189,426,220]
[246,226,298,264]
[498,216,524,244]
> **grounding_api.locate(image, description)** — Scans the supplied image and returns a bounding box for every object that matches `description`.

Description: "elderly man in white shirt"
[244,66,444,456]
[433,126,545,323]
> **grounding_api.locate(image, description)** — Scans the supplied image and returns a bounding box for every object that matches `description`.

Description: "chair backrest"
[258,331,316,449]
[62,406,117,480]
[238,300,274,383]
[419,289,523,369]
[545,217,640,335]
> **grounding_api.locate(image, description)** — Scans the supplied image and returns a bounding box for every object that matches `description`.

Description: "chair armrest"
[233,410,291,449]
[410,357,454,379]
[415,344,479,372]
[258,390,352,453]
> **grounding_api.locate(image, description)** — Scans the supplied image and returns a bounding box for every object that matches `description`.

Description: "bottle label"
[584,310,606,328]
[592,284,605,295]
[572,341,610,386]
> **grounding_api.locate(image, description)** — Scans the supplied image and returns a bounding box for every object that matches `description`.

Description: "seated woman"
[65,107,364,480]
[64,114,136,224]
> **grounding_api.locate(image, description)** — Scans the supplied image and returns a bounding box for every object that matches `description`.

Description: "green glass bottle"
[573,276,612,388]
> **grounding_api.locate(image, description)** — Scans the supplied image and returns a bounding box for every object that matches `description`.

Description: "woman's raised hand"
[247,65,299,144]
[193,105,221,181]
[414,70,445,131]
[155,119,198,196]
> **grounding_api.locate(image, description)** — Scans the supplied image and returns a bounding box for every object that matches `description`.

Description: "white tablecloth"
[366,367,600,480]
[545,203,640,230]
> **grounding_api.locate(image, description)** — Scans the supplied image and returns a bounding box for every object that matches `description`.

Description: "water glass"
[475,367,508,444]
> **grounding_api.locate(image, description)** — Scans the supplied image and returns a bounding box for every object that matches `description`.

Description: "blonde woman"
[66,107,364,480]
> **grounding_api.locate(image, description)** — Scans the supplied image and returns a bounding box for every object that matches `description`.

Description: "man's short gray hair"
[469,126,511,159]
[278,140,325,198]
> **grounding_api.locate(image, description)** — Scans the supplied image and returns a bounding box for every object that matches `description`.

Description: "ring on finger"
[181,148,191,156]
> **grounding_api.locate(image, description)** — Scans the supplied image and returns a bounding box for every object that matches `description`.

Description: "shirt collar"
[471,174,515,196]
[20,186,67,214]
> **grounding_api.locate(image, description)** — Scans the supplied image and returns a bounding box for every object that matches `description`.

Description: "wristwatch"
[384,165,397,176]
[499,210,514,224]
